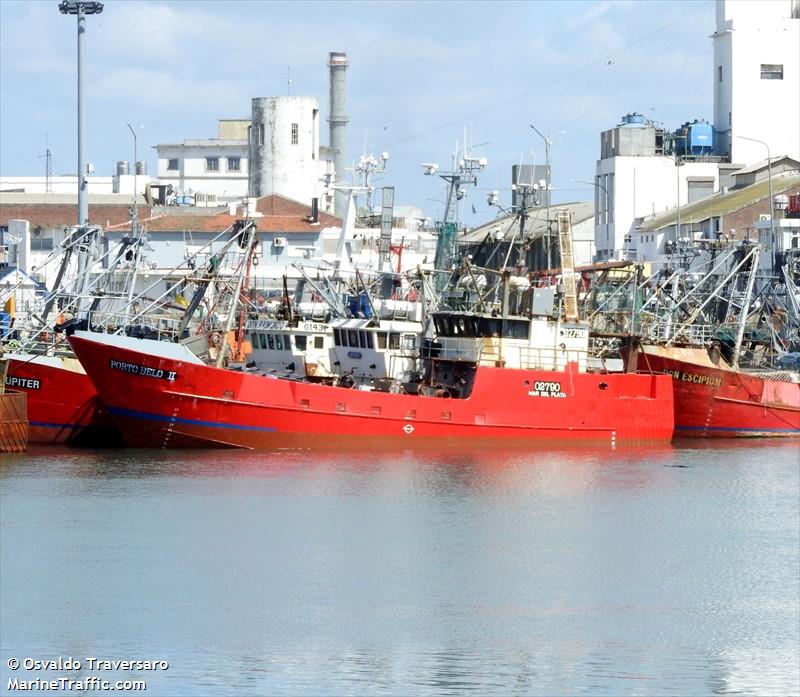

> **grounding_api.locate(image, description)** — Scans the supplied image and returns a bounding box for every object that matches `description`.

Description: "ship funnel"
[328,51,349,217]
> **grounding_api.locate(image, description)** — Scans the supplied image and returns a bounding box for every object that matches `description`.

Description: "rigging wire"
[384,1,715,149]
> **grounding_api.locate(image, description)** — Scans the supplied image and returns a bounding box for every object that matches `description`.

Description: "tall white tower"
[249,96,323,204]
[713,0,800,163]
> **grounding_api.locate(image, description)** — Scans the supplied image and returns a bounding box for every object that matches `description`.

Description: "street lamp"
[58,1,104,227]
[127,123,141,232]
[735,134,775,267]
[573,179,609,261]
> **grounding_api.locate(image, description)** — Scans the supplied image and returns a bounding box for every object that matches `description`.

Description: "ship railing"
[745,369,800,384]
[421,337,589,371]
[641,320,718,346]
[420,337,482,362]
[509,345,589,372]
[86,308,185,341]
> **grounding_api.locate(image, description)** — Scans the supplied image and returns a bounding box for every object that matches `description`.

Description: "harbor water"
[1,442,798,696]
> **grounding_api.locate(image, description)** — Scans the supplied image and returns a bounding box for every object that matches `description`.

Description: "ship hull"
[69,332,675,449]
[639,347,800,437]
[3,353,121,446]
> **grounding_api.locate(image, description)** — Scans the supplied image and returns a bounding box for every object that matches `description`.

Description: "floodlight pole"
[530,125,552,268]
[59,1,104,227]
[127,123,138,232]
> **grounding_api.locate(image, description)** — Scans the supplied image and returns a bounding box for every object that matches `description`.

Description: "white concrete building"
[594,117,722,261]
[153,100,336,212]
[0,174,156,197]
[154,119,249,203]
[713,0,800,163]
[249,97,335,213]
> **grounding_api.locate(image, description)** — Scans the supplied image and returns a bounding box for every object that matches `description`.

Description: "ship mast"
[422,144,487,297]
[731,245,761,368]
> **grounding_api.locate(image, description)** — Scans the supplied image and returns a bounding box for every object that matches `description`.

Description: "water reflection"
[2,443,798,696]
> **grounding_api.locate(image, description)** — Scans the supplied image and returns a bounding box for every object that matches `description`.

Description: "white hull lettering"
[109,359,177,382]
[528,381,566,398]
[5,376,41,390]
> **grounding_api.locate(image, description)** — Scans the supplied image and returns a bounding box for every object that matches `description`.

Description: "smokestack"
[328,51,349,217]
[311,197,319,224]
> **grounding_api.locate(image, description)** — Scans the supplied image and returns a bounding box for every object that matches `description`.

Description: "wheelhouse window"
[206,157,219,172]
[314,336,324,349]
[295,335,307,351]
[760,64,783,80]
[167,158,179,171]
[227,156,241,172]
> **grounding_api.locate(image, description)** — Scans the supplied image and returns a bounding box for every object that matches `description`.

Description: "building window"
[291,123,299,145]
[30,236,54,251]
[206,157,219,172]
[167,158,179,171]
[228,157,240,172]
[717,65,722,83]
[760,64,783,80]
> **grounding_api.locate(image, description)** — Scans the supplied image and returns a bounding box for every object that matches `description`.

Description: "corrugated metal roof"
[730,156,799,177]
[637,173,800,232]
[462,200,594,242]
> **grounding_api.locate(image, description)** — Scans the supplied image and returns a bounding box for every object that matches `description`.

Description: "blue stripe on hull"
[108,406,277,432]
[29,420,83,430]
[676,425,799,434]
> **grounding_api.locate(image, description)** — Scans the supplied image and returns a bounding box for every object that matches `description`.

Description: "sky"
[0,0,716,226]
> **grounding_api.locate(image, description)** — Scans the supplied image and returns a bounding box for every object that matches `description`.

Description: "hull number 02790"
[561,327,588,339]
[528,381,567,398]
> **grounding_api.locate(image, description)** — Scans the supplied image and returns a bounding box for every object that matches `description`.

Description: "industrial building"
[634,160,800,266]
[594,0,800,264]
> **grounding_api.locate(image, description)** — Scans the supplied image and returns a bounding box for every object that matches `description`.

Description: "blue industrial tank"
[674,120,714,156]
[620,113,647,127]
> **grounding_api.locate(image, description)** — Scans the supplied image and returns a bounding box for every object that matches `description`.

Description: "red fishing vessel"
[638,345,800,437]
[68,308,675,450]
[2,353,116,445]
[1,217,261,446]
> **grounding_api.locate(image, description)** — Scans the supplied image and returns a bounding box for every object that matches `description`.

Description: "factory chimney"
[328,51,349,217]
